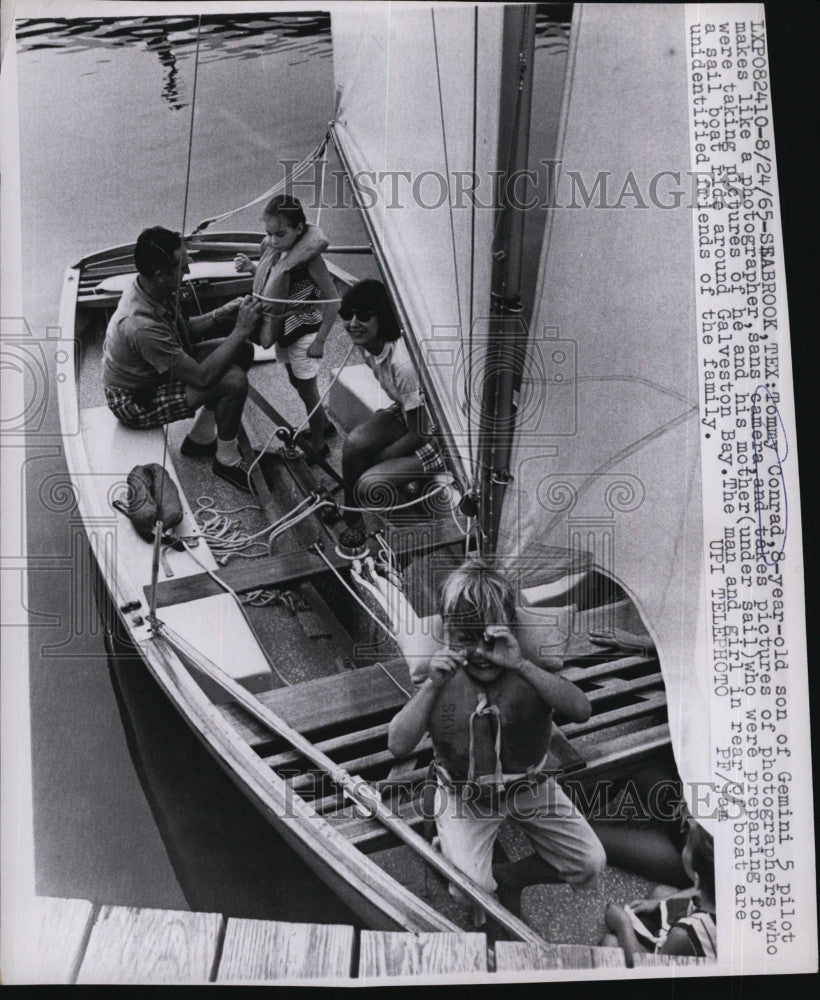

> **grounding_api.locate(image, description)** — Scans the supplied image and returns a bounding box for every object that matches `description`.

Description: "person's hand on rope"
[234,295,262,338]
[234,253,257,275]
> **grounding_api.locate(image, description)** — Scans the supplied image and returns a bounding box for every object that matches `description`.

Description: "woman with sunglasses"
[337,279,447,554]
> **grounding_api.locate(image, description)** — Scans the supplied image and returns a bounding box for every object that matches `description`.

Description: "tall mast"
[477,3,536,553]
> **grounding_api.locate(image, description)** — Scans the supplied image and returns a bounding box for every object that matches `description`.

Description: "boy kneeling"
[388,558,606,921]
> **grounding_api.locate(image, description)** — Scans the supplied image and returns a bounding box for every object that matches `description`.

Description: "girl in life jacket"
[234,195,338,458]
[388,558,606,921]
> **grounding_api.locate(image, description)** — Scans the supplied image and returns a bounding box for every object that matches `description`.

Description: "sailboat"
[57,3,702,942]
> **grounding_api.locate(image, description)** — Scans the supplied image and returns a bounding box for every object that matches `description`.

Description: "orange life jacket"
[428,668,553,786]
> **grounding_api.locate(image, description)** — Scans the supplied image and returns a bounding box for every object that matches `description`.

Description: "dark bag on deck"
[113,463,184,543]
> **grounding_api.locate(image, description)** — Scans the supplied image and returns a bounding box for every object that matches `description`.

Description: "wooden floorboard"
[359,931,487,977]
[146,545,353,609]
[331,797,427,851]
[265,720,391,769]
[572,723,671,782]
[562,689,667,737]
[76,906,222,984]
[221,658,413,744]
[562,654,657,683]
[217,919,355,981]
[29,896,95,984]
[585,673,665,705]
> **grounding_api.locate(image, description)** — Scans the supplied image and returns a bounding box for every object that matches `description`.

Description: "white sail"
[499,4,711,822]
[331,5,505,485]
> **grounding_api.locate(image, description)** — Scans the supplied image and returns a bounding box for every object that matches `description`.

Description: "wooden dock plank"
[494,943,625,970]
[495,942,595,970]
[76,906,222,984]
[29,896,95,984]
[591,945,629,968]
[217,919,355,981]
[632,953,711,967]
[359,931,487,977]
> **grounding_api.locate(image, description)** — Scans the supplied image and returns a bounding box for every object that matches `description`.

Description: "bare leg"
[286,367,326,450]
[592,823,689,887]
[604,901,649,968]
[341,410,406,527]
[354,454,426,515]
[185,364,248,443]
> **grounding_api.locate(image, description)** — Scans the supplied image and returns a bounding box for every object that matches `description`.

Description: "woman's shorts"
[276,333,321,380]
[105,383,196,430]
[383,402,448,473]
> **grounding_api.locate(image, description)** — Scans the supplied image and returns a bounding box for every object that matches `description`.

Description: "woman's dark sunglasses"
[339,305,375,322]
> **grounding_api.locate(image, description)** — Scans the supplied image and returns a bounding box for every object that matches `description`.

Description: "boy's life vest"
[428,668,553,786]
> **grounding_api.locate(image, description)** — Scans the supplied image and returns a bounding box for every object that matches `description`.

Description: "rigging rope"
[188,135,330,238]
[430,9,475,489]
[252,293,341,305]
[311,547,411,700]
[314,147,328,230]
[241,342,356,491]
[466,6,479,489]
[149,15,203,621]
[292,342,356,437]
[193,494,318,561]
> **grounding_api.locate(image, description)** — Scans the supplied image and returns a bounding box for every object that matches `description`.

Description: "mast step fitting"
[490,292,524,314]
[319,498,343,524]
[335,526,370,560]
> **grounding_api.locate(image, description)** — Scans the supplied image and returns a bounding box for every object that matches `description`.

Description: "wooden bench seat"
[79,405,270,694]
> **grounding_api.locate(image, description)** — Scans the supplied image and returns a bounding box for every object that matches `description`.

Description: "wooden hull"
[58,240,459,934]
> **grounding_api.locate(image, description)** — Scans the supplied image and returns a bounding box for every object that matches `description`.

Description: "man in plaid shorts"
[102,227,262,493]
